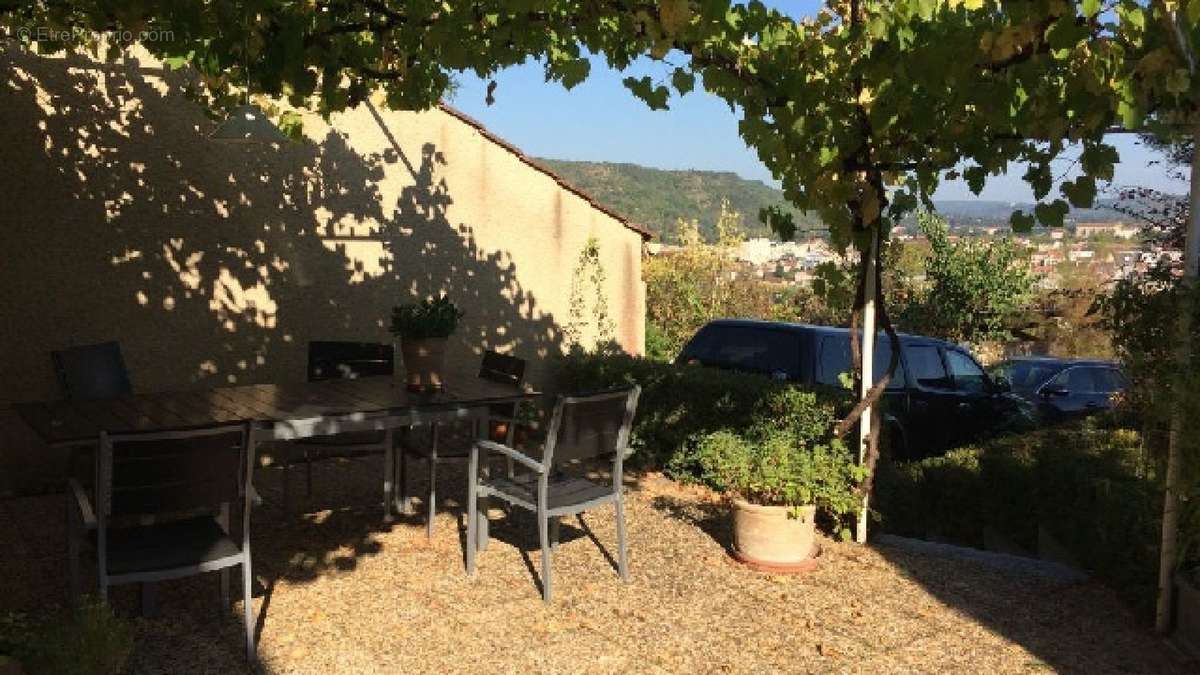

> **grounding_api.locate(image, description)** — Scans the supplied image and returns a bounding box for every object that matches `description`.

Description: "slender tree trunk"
[856,233,879,544]
[1156,125,1200,633]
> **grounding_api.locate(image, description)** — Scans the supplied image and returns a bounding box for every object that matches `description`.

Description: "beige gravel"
[0,456,1186,674]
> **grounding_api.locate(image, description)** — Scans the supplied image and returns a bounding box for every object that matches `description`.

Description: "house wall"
[0,46,645,492]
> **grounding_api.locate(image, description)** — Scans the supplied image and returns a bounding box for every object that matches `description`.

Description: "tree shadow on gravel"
[870,541,1186,673]
[646,485,1185,673]
[648,494,733,554]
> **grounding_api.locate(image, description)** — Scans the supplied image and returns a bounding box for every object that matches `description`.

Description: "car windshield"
[994,360,1067,394]
[679,325,801,378]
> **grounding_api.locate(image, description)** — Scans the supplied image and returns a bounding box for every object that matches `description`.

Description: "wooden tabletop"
[13,374,537,446]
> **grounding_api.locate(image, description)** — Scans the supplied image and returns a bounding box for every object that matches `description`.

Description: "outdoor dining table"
[13,367,539,520]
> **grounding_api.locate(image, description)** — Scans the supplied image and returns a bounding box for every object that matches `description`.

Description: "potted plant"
[694,428,865,571]
[390,295,463,392]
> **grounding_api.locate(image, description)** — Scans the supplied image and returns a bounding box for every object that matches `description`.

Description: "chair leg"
[465,494,475,571]
[426,458,437,539]
[305,449,314,497]
[426,425,439,538]
[220,569,231,610]
[466,453,478,576]
[477,496,490,552]
[538,510,553,603]
[616,496,630,581]
[398,446,411,514]
[550,517,561,551]
[217,503,232,609]
[242,555,256,662]
[383,436,396,523]
[66,505,81,606]
[281,447,291,512]
[477,457,491,552]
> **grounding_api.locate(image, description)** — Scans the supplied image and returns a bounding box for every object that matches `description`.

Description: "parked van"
[676,319,1024,459]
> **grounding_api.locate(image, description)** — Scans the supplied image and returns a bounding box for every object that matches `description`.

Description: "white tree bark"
[1156,125,1200,633]
[856,233,878,544]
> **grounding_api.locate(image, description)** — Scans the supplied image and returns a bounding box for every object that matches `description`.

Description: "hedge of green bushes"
[873,419,1163,617]
[554,352,850,472]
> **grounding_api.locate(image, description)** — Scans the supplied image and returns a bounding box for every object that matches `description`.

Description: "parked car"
[675,319,1026,460]
[990,356,1128,422]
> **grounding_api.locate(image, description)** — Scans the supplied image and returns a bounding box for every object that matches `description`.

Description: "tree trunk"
[1156,125,1200,633]
[855,233,879,544]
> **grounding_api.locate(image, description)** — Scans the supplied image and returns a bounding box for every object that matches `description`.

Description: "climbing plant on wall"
[566,237,616,352]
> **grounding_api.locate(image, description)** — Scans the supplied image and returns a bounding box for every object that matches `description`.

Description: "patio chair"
[398,350,526,537]
[282,341,394,509]
[54,342,136,599]
[466,385,640,603]
[51,341,132,400]
[67,423,257,660]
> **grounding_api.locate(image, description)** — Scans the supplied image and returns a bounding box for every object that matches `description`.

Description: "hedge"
[873,420,1163,618]
[554,352,850,474]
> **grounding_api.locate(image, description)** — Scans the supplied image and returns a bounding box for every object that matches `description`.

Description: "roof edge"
[436,103,653,241]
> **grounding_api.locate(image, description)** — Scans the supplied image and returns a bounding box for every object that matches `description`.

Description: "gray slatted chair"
[399,350,526,537]
[67,423,257,660]
[54,341,133,602]
[283,341,394,509]
[466,385,640,603]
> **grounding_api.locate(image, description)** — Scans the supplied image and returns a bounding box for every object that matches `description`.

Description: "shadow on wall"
[0,45,564,482]
[0,45,565,395]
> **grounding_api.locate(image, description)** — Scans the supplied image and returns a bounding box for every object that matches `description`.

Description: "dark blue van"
[676,319,1023,459]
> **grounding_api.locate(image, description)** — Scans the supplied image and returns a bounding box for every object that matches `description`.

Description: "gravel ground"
[0,455,1186,674]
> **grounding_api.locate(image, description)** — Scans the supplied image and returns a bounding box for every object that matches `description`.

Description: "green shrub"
[873,421,1163,619]
[555,352,849,471]
[1,600,133,675]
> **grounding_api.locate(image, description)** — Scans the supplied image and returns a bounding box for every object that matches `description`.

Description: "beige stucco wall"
[0,45,645,492]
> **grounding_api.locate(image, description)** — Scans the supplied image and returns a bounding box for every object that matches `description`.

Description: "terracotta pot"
[731,498,817,568]
[489,420,530,448]
[399,338,448,392]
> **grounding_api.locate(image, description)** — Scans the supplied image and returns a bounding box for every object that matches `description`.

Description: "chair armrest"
[67,478,97,529]
[475,440,545,473]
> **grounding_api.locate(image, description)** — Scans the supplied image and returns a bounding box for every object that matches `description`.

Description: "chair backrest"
[97,424,249,520]
[308,341,394,382]
[540,386,640,470]
[478,350,526,387]
[51,341,132,400]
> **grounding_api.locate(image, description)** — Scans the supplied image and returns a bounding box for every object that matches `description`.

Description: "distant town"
[648,219,1180,291]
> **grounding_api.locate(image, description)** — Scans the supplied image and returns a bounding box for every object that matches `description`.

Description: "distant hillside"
[539,158,1132,241]
[536,158,821,242]
[929,199,1123,226]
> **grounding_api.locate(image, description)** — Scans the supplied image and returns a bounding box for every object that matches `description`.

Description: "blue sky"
[447,1,1187,203]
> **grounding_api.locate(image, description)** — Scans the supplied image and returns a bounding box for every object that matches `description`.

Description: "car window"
[906,345,952,389]
[1093,368,1126,393]
[944,350,989,395]
[1051,367,1099,393]
[999,361,1067,393]
[681,325,801,378]
[815,337,851,386]
[816,335,905,389]
[679,325,719,363]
